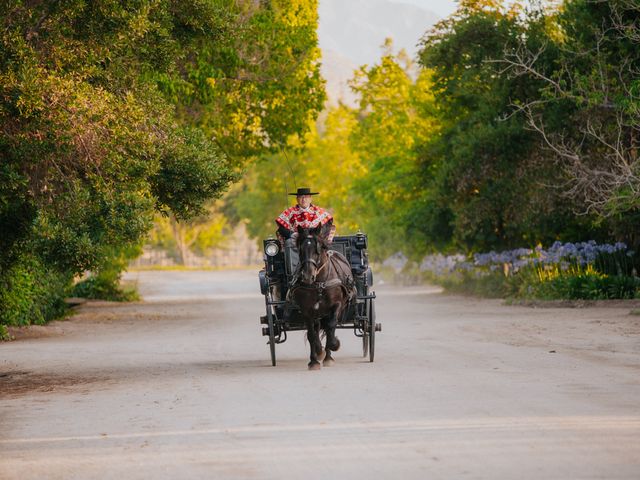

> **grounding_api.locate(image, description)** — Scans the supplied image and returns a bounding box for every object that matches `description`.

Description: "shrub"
[419,241,640,300]
[71,275,139,302]
[0,255,71,328]
[71,244,142,302]
[531,271,640,300]
[0,325,10,341]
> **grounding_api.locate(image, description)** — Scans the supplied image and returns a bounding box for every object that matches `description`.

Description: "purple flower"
[418,240,634,279]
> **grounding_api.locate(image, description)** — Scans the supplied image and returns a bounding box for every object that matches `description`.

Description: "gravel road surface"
[1,269,639,479]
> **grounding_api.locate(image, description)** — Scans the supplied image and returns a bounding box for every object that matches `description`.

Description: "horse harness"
[288,250,355,311]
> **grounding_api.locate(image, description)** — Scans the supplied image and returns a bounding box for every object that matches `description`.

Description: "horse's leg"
[323,344,335,366]
[323,303,341,367]
[328,303,342,351]
[315,319,326,362]
[318,317,333,366]
[316,328,326,363]
[307,321,323,370]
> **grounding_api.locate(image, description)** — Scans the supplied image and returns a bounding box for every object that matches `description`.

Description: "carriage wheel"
[368,297,376,362]
[362,323,369,358]
[266,302,277,366]
[361,295,370,358]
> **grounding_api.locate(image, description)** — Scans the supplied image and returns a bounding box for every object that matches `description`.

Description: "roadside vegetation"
[419,241,639,300]
[0,0,324,338]
[1,0,638,339]
[231,0,639,301]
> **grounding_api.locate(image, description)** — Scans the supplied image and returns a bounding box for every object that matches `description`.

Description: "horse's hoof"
[308,362,321,371]
[317,349,326,362]
[332,338,341,352]
[323,357,335,367]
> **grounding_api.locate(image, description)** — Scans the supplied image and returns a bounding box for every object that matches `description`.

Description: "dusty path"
[1,269,639,479]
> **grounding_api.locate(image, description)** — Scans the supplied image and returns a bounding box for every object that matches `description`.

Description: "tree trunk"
[170,216,190,266]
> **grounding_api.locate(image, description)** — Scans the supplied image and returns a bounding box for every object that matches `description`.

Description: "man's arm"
[276,223,292,240]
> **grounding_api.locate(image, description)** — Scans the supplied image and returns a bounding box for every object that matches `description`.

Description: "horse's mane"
[296,224,331,249]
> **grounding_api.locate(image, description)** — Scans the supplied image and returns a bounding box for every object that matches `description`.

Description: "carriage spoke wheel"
[266,302,277,366]
[361,288,370,358]
[362,320,369,358]
[368,297,376,362]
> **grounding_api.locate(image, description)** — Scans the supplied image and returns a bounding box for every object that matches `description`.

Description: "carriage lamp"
[265,241,280,256]
[354,232,367,249]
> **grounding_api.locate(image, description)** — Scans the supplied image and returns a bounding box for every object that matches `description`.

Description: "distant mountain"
[320,49,360,106]
[318,0,440,105]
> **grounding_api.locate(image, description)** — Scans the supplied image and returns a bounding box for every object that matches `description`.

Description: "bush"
[0,255,71,328]
[71,275,139,302]
[0,325,10,341]
[531,272,640,300]
[71,244,141,302]
[419,241,640,300]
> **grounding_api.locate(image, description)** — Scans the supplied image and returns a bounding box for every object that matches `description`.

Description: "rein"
[289,242,350,320]
[298,254,328,286]
[315,254,330,277]
[296,243,335,290]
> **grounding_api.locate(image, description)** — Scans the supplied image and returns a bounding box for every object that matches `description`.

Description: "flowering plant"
[418,241,639,299]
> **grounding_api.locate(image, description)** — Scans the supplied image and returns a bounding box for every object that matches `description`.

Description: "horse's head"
[296,226,327,285]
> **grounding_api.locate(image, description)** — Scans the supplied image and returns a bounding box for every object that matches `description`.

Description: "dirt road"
[1,269,639,479]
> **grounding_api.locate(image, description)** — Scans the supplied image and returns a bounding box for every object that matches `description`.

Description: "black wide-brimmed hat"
[288,187,319,196]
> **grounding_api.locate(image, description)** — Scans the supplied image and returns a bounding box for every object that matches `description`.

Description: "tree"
[230,105,365,241]
[157,0,326,161]
[231,42,440,260]
[0,0,324,328]
[415,0,608,252]
[150,0,326,263]
[1,1,236,271]
[348,41,438,258]
[495,0,640,242]
[148,207,229,265]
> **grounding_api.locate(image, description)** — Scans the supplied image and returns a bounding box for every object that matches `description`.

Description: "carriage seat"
[329,235,368,275]
[284,234,369,279]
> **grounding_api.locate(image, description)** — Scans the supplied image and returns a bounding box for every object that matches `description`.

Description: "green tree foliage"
[349,42,437,258]
[157,0,326,161]
[230,0,639,270]
[496,0,640,244]
[231,44,438,260]
[0,0,324,327]
[231,105,365,241]
[1,1,233,271]
[414,0,610,252]
[150,0,326,263]
[148,206,229,265]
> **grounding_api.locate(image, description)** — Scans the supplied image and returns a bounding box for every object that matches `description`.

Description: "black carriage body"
[258,233,379,365]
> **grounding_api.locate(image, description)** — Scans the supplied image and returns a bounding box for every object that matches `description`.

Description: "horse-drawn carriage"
[258,231,380,368]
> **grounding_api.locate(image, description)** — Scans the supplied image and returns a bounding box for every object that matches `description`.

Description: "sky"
[395,0,531,18]
[395,0,458,18]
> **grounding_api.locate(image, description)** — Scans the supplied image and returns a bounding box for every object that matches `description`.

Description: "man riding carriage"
[274,187,358,370]
[275,187,336,244]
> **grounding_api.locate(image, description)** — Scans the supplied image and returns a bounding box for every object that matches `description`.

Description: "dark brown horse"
[291,226,355,370]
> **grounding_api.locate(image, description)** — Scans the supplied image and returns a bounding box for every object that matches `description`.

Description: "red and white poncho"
[276,204,333,232]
